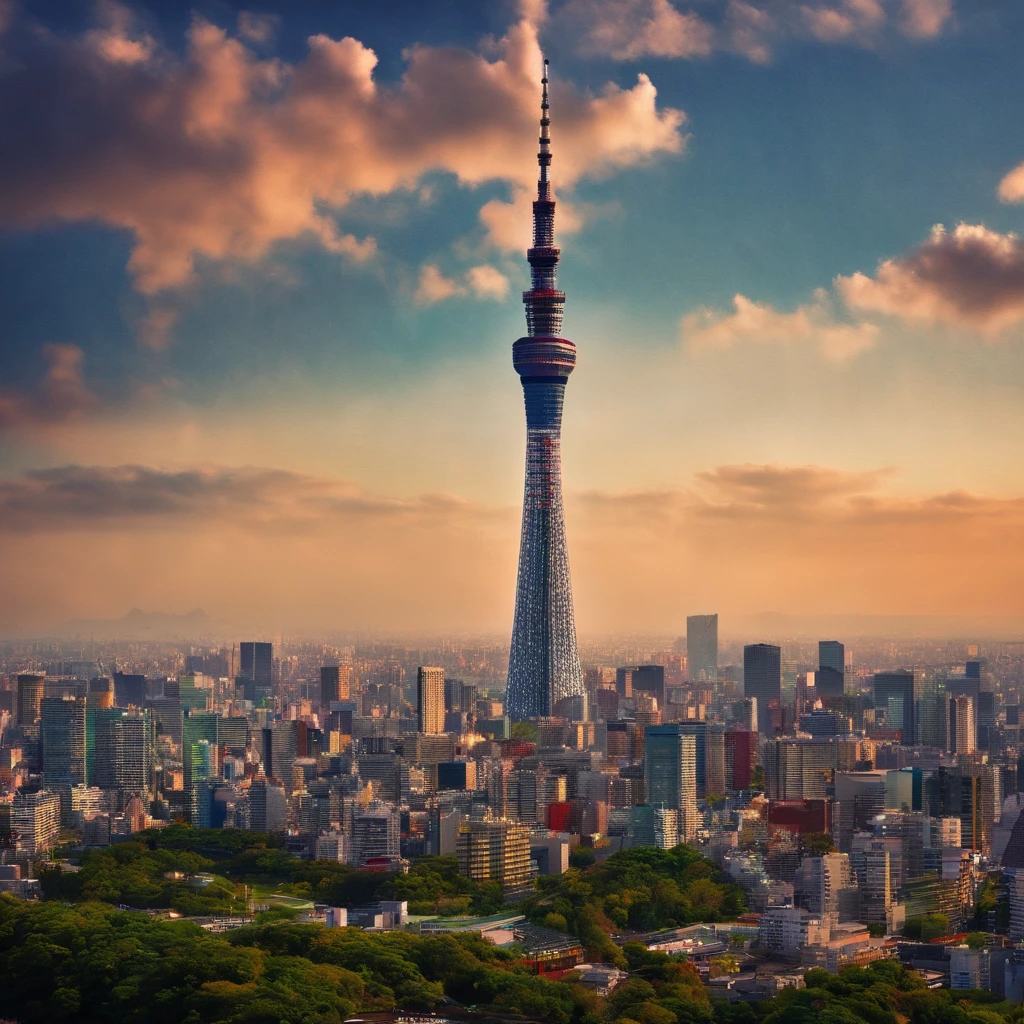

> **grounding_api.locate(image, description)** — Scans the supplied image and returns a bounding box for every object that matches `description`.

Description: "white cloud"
[682,292,879,361]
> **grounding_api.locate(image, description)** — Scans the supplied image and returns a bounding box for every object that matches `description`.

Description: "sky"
[3,0,1024,636]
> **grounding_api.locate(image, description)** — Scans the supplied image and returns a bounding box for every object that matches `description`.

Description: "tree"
[511,721,537,742]
[801,832,837,856]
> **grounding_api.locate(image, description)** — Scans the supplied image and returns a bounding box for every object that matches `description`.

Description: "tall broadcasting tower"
[506,60,585,721]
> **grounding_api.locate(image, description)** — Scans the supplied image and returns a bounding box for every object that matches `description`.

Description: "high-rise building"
[352,802,401,866]
[457,816,532,893]
[817,641,845,700]
[249,777,287,833]
[239,642,273,689]
[112,671,146,708]
[874,671,918,744]
[13,789,61,858]
[41,695,87,820]
[320,666,351,707]
[706,725,726,796]
[950,695,976,755]
[16,674,44,729]
[182,711,219,821]
[678,721,708,798]
[416,666,445,735]
[819,641,845,675]
[506,62,584,721]
[744,644,781,735]
[687,614,718,683]
[643,724,698,840]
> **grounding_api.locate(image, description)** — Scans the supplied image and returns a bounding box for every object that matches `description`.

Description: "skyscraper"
[817,640,845,699]
[643,724,698,840]
[949,695,976,755]
[320,665,351,707]
[874,670,918,744]
[40,695,87,821]
[17,673,44,729]
[417,666,445,735]
[239,642,272,687]
[744,644,781,735]
[506,61,584,721]
[687,614,718,683]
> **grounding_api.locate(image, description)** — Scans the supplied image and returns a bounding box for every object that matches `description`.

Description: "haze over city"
[4,0,1024,636]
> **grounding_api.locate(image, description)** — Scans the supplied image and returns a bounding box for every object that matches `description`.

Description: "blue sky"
[3,0,1024,634]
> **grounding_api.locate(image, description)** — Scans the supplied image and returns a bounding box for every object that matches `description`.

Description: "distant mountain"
[56,607,223,639]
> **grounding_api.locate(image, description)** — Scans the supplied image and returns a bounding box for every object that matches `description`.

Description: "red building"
[547,801,572,832]
[767,799,832,835]
[726,729,757,790]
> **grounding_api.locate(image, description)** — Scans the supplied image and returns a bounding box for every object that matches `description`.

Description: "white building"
[758,906,828,953]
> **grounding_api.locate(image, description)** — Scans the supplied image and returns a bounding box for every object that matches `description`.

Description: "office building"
[239,641,272,689]
[112,672,146,708]
[417,666,445,735]
[352,803,401,865]
[817,641,845,699]
[457,816,532,892]
[13,789,61,859]
[249,777,287,832]
[505,64,585,720]
[874,671,918,744]
[40,696,87,820]
[319,666,351,707]
[643,724,698,840]
[618,665,665,705]
[182,711,219,821]
[950,695,976,755]
[744,644,781,735]
[16,674,44,729]
[687,614,718,683]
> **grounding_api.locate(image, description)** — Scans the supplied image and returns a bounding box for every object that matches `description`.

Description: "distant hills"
[56,607,224,640]
[729,611,1024,641]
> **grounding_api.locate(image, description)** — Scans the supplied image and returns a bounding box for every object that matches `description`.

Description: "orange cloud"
[683,292,879,361]
[0,5,684,296]
[2,460,1023,634]
[559,0,955,64]
[0,344,96,433]
[836,224,1024,333]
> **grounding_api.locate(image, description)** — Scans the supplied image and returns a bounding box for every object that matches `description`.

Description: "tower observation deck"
[506,60,584,721]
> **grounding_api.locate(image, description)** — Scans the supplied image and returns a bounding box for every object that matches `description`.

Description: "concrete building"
[417,666,445,735]
[13,789,61,859]
[687,615,718,683]
[457,816,532,894]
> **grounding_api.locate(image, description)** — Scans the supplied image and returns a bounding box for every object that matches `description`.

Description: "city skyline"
[4,0,1024,635]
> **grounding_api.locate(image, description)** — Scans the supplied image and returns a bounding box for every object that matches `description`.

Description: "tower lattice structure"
[506,60,584,721]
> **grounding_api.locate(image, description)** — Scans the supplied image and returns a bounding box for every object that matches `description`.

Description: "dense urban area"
[4,621,1024,1023]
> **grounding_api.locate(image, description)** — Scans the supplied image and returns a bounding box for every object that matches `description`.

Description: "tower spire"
[538,58,551,202]
[507,56,584,722]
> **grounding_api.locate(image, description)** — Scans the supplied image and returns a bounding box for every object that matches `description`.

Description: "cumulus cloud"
[567,0,714,59]
[900,0,954,39]
[560,0,956,63]
[236,11,279,45]
[0,344,96,433]
[0,4,684,296]
[682,292,879,361]
[998,162,1024,205]
[836,223,1024,333]
[415,263,510,305]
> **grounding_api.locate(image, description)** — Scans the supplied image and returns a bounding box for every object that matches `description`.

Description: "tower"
[506,60,584,721]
